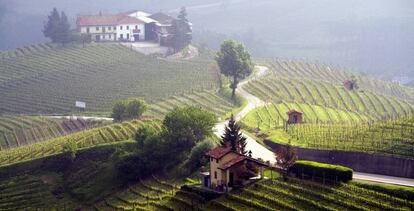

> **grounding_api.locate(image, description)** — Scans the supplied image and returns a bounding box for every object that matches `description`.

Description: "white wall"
[115,24,145,41]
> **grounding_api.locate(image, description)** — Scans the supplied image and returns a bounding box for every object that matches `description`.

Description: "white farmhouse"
[76,10,176,45]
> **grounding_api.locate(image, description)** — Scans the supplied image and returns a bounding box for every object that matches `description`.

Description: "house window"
[127,33,130,39]
[114,26,116,30]
[86,27,90,33]
[120,34,123,39]
[127,25,129,30]
[120,26,123,30]
[214,171,217,179]
[135,25,138,30]
[216,159,218,164]
[96,26,99,31]
[109,34,111,39]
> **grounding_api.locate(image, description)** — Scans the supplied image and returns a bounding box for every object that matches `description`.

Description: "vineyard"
[244,74,414,121]
[268,59,414,102]
[147,89,236,118]
[0,118,161,167]
[92,174,414,211]
[0,116,106,150]
[0,43,220,114]
[286,116,414,158]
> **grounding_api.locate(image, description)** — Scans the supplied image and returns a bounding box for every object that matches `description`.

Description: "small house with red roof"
[204,146,269,191]
[287,110,303,124]
[343,80,356,90]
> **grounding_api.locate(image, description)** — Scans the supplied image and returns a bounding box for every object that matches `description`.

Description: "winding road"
[214,65,414,187]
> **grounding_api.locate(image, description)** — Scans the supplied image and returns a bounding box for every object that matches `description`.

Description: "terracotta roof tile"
[287,110,303,115]
[77,15,145,26]
[206,146,232,159]
[219,155,246,170]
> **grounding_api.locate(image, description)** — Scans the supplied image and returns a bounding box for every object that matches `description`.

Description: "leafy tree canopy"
[111,98,147,122]
[215,40,254,99]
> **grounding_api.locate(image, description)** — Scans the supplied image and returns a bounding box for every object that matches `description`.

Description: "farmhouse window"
[135,25,138,29]
[120,34,123,39]
[96,26,99,31]
[86,27,90,33]
[127,33,130,39]
[214,171,217,179]
[216,159,218,163]
[109,34,111,39]
[114,26,116,30]
[108,26,111,31]
[120,26,123,30]
[127,26,129,30]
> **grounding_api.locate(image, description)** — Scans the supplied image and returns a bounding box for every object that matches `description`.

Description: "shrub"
[354,181,414,200]
[111,98,147,122]
[290,160,353,183]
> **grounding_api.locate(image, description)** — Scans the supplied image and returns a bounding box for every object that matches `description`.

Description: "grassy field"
[0,43,220,114]
[0,118,161,167]
[0,116,107,150]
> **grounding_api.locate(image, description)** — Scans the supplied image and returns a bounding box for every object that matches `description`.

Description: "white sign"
[75,101,86,109]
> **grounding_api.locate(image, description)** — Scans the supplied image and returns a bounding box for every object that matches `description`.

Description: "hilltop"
[0,43,220,114]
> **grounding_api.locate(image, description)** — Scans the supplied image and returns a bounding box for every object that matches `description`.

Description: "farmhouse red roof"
[218,155,247,170]
[77,15,145,26]
[206,146,232,159]
[287,110,303,115]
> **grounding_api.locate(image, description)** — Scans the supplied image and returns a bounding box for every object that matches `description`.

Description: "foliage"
[111,98,147,121]
[290,160,353,183]
[169,7,192,51]
[42,8,71,44]
[220,114,247,154]
[134,124,158,148]
[62,139,78,160]
[215,40,254,98]
[163,106,216,157]
[182,138,216,173]
[274,143,297,175]
[353,181,414,201]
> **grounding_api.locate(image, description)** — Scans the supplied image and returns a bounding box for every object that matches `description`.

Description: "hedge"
[290,160,353,183]
[353,181,414,200]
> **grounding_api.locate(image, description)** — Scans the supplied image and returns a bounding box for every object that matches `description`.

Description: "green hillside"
[0,43,220,114]
[0,116,107,150]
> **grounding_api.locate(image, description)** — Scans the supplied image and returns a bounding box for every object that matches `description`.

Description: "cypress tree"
[43,8,61,43]
[170,7,192,52]
[221,114,247,155]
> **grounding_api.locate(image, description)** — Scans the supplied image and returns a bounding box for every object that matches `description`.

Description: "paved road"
[214,65,414,187]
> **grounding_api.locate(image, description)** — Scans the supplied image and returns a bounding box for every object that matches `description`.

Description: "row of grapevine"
[0,43,55,59]
[286,116,414,158]
[0,116,106,150]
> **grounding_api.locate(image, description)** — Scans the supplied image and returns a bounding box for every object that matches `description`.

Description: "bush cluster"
[111,98,147,122]
[290,160,353,182]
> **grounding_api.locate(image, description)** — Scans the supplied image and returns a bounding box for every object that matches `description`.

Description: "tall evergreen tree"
[170,7,192,52]
[43,8,61,43]
[43,8,71,45]
[221,114,247,155]
[58,11,71,45]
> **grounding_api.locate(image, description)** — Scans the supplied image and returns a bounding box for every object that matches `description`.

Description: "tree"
[43,8,61,43]
[163,106,216,158]
[57,11,71,45]
[111,98,147,122]
[274,143,297,179]
[215,40,254,99]
[170,7,192,52]
[350,75,359,90]
[220,114,247,155]
[111,101,126,122]
[135,125,158,148]
[42,8,71,45]
[124,98,147,120]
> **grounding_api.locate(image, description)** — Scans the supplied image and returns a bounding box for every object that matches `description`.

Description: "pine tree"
[221,114,247,154]
[58,11,71,45]
[170,7,192,52]
[43,8,61,43]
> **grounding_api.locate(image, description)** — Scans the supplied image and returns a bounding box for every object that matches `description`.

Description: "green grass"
[0,43,220,114]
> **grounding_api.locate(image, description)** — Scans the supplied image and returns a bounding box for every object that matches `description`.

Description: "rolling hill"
[0,43,220,114]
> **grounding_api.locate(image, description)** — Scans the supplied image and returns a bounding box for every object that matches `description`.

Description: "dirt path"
[213,66,275,163]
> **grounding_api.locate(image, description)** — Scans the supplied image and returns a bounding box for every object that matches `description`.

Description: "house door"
[229,172,234,187]
[134,34,140,42]
[95,35,101,42]
[293,115,298,123]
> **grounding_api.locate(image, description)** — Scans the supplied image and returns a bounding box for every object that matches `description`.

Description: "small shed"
[287,110,303,124]
[343,80,355,90]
